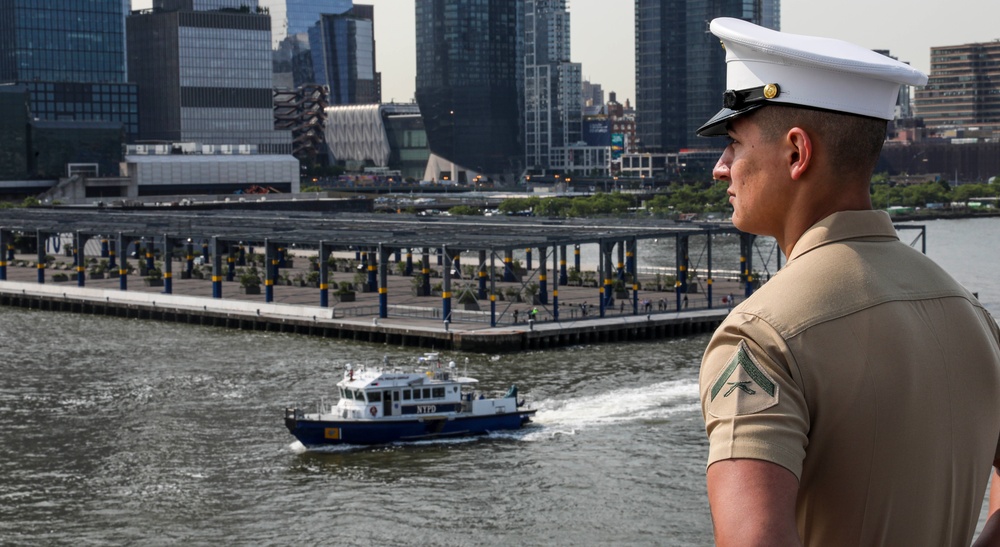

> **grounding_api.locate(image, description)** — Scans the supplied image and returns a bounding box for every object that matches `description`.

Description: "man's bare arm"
[973,464,1000,547]
[707,458,802,547]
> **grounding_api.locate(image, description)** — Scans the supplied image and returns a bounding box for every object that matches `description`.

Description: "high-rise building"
[635,0,779,153]
[914,41,1000,136]
[415,0,523,182]
[524,0,582,173]
[582,80,605,108]
[127,0,292,153]
[307,5,379,104]
[0,0,138,138]
[263,0,355,89]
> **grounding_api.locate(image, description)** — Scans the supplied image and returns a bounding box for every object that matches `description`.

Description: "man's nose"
[712,148,733,181]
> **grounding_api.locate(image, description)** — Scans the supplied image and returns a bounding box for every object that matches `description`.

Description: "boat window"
[343,389,353,400]
[413,389,422,400]
[354,390,365,402]
[422,388,431,399]
[432,387,445,398]
[402,389,411,400]
[368,391,382,403]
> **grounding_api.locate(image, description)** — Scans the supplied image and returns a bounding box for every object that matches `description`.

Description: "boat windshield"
[342,388,353,400]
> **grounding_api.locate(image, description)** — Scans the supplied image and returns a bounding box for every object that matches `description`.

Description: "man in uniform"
[696,18,1000,545]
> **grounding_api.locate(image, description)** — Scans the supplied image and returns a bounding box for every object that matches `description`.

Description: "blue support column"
[212,236,222,299]
[238,243,246,266]
[202,242,210,269]
[6,242,14,262]
[319,242,329,308]
[706,230,714,309]
[538,246,547,305]
[117,233,128,291]
[441,248,452,325]
[489,251,497,327]
[552,245,559,321]
[35,231,45,284]
[477,250,487,300]
[629,239,638,315]
[602,243,614,315]
[100,237,109,258]
[574,244,581,273]
[525,248,532,271]
[367,251,377,293]
[75,232,86,287]
[421,248,431,296]
[378,245,388,319]
[145,239,154,273]
[453,253,461,278]
[405,249,413,276]
[504,250,515,282]
[226,246,235,282]
[676,234,689,311]
[277,246,286,269]
[559,245,568,285]
[265,240,276,303]
[185,240,194,278]
[617,242,625,281]
[162,236,173,294]
[0,231,7,281]
[741,232,756,299]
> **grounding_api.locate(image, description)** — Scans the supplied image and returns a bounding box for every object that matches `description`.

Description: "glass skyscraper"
[0,0,138,138]
[128,1,292,152]
[261,0,354,89]
[415,0,523,181]
[524,0,582,172]
[635,0,779,153]
[307,6,379,103]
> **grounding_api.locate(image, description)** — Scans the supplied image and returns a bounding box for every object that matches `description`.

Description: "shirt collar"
[787,210,899,262]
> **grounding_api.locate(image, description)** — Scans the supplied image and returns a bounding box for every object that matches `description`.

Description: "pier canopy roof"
[0,209,735,251]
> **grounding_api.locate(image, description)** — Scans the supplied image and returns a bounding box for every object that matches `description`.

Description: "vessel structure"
[285,353,536,447]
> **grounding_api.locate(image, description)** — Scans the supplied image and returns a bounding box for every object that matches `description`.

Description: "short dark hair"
[752,104,887,180]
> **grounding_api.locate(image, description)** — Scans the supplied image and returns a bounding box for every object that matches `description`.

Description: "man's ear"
[786,127,812,180]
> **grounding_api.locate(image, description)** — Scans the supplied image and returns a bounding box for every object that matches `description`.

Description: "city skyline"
[129,0,1000,106]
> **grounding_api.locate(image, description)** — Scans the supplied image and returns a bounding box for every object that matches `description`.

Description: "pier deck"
[0,254,735,352]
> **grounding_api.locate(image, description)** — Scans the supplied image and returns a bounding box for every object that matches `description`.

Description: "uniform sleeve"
[700,312,810,479]
[988,309,1000,462]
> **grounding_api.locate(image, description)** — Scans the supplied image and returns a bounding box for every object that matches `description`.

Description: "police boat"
[284,353,536,448]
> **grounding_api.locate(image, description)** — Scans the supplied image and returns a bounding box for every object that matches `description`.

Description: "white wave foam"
[530,378,699,430]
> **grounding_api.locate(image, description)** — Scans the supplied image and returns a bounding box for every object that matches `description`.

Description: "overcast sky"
[131,0,1000,105]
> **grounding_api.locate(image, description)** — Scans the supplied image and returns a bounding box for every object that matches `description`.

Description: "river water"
[1,216,998,546]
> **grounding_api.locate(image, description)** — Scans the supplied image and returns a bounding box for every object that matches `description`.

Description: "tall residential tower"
[524,0,582,173]
[415,0,523,182]
[635,0,779,153]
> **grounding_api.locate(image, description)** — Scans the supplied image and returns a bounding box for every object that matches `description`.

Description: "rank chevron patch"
[708,340,779,417]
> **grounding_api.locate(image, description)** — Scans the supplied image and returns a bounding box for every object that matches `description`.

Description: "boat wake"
[529,378,699,432]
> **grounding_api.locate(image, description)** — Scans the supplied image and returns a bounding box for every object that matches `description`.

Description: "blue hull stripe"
[288,412,534,447]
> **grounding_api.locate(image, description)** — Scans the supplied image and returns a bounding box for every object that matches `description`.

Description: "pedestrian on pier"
[696,18,1000,546]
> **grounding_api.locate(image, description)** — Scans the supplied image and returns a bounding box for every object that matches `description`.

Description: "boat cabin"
[335,355,479,419]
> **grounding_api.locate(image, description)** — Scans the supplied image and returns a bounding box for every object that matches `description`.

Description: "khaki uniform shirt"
[700,210,1000,545]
